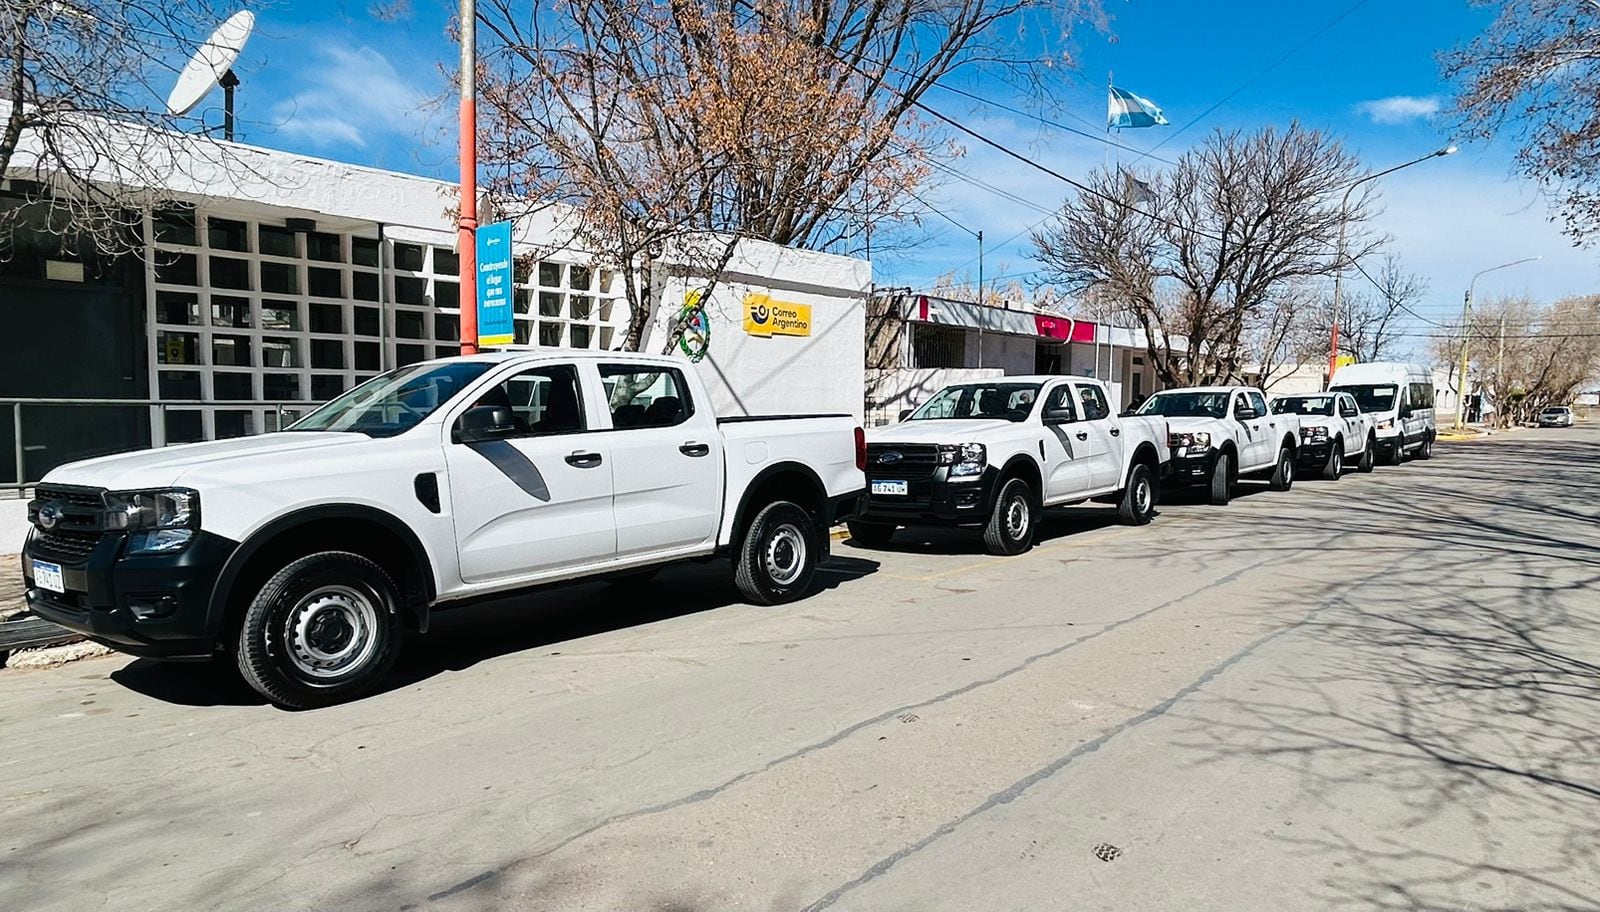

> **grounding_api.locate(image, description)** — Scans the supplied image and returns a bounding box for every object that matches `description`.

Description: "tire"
[1268,447,1295,492]
[1117,462,1158,525]
[235,551,403,710]
[846,520,897,549]
[1322,441,1343,481]
[1357,436,1376,473]
[1417,433,1435,460]
[733,500,820,605]
[1388,439,1405,466]
[983,476,1038,555]
[1207,452,1233,506]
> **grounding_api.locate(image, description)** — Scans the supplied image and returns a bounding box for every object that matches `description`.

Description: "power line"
[929,81,1180,166]
[1348,257,1448,327]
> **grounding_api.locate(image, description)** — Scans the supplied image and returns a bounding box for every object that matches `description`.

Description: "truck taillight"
[854,426,867,472]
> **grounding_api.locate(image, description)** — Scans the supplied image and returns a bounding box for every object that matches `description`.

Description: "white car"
[1329,361,1437,464]
[852,376,1170,555]
[1270,391,1377,479]
[21,351,865,707]
[1135,386,1301,504]
[1538,406,1575,428]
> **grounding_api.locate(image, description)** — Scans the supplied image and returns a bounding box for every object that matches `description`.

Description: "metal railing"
[4,397,307,492]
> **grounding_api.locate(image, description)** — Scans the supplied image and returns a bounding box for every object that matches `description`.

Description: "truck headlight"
[105,489,200,554]
[939,443,987,477]
[1376,418,1394,431]
[1169,431,1211,451]
[1300,426,1329,441]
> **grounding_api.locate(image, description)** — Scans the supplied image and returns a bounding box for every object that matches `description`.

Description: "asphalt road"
[3,426,1598,912]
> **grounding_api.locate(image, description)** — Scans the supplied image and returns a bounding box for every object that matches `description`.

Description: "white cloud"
[270,44,430,150]
[1354,95,1444,125]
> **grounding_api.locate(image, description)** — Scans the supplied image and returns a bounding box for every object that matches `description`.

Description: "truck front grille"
[865,443,941,480]
[29,484,111,565]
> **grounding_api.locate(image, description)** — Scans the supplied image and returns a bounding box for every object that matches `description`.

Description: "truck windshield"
[288,361,493,437]
[1271,396,1335,417]
[1136,391,1229,418]
[1331,384,1397,414]
[909,383,1042,422]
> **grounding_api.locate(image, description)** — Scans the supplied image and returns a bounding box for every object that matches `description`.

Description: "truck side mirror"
[898,408,914,422]
[1235,405,1259,421]
[455,406,517,444]
[1043,406,1076,425]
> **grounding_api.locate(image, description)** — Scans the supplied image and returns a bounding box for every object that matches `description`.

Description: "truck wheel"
[1322,442,1343,481]
[1388,440,1405,466]
[734,500,819,605]
[1268,447,1295,492]
[983,476,1038,555]
[1418,433,1435,460]
[1117,463,1157,525]
[1208,452,1233,506]
[235,551,402,710]
[846,521,897,548]
[1357,436,1376,473]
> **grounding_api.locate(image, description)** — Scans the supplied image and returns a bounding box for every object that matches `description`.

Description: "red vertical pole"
[1328,322,1339,385]
[457,0,479,356]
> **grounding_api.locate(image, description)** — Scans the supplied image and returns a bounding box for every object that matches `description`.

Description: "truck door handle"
[1109,428,1121,437]
[1075,431,1089,441]
[565,451,603,468]
[679,442,710,457]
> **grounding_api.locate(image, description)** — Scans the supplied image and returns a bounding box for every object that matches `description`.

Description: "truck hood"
[41,433,372,490]
[1161,416,1226,435]
[866,419,1023,445]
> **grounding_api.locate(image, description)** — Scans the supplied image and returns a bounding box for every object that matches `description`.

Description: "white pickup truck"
[1270,391,1377,479]
[850,375,1170,555]
[20,351,864,707]
[1134,386,1300,505]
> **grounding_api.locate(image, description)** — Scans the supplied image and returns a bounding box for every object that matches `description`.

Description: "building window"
[307,266,343,298]
[539,291,561,316]
[433,247,459,276]
[434,314,459,342]
[158,370,202,399]
[207,218,249,252]
[212,335,253,367]
[538,261,562,287]
[354,341,382,371]
[261,337,301,368]
[311,375,345,400]
[353,307,380,337]
[154,252,198,286]
[911,324,967,369]
[394,243,425,272]
[395,276,427,305]
[434,281,459,309]
[395,310,425,339]
[263,373,299,400]
[309,302,344,334]
[352,271,379,301]
[153,208,197,246]
[261,301,299,330]
[307,232,342,263]
[352,236,380,267]
[155,291,200,326]
[165,410,205,443]
[215,410,255,439]
[213,372,254,400]
[209,256,251,291]
[212,296,253,328]
[157,331,202,365]
[309,339,344,369]
[261,261,298,294]
[396,343,427,366]
[259,224,297,258]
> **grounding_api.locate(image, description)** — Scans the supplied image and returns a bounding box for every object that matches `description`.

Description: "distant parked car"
[1538,406,1575,428]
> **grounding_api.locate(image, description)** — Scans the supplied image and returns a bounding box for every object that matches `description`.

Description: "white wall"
[651,239,870,421]
[972,332,1035,374]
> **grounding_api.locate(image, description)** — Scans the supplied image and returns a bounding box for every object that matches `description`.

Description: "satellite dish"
[165,10,256,118]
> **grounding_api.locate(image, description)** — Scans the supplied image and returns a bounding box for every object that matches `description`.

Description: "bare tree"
[1466,294,1600,425]
[1,0,245,257]
[1032,124,1378,386]
[1444,0,1600,243]
[1295,251,1428,364]
[473,0,1105,351]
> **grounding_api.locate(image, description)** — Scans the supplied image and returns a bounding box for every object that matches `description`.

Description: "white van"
[1329,362,1437,464]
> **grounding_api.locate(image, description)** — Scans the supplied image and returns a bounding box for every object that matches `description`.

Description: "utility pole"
[976,229,985,370]
[1455,256,1540,429]
[1329,145,1457,388]
[1496,312,1507,428]
[457,0,479,355]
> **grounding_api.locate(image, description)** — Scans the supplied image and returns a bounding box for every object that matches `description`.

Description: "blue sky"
[214,0,1594,351]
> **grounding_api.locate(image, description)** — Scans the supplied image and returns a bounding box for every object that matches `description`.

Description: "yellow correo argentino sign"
[742,293,811,338]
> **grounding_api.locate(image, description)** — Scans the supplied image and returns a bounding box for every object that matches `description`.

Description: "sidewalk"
[1,555,23,622]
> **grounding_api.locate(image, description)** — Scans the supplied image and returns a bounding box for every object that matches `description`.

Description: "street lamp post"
[458,0,479,355]
[1454,256,1541,429]
[1329,146,1457,385]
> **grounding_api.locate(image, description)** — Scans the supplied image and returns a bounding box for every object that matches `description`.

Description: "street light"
[1329,145,1457,384]
[1454,255,1541,429]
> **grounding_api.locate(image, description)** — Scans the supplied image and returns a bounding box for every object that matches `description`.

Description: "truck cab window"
[474,364,585,435]
[602,365,694,429]
[1075,384,1110,420]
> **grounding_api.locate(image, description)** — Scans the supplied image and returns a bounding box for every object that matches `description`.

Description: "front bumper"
[1167,448,1218,486]
[1296,440,1333,465]
[21,529,238,658]
[855,466,999,526]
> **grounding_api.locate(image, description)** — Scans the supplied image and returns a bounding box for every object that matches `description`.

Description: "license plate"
[871,479,909,496]
[33,560,64,594]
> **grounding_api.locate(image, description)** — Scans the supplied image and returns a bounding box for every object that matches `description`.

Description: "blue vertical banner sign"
[475,220,515,346]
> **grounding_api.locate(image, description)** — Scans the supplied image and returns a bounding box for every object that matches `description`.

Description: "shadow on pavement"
[108,554,880,709]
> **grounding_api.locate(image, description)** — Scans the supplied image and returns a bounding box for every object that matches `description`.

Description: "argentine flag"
[1108,86,1168,129]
